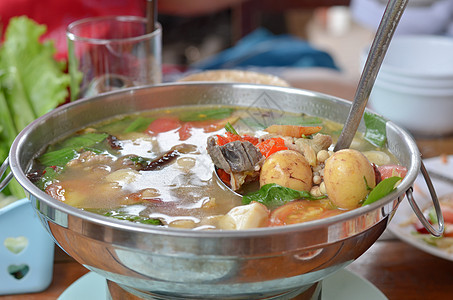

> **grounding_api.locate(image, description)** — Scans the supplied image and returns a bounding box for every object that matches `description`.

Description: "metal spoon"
[334,0,408,151]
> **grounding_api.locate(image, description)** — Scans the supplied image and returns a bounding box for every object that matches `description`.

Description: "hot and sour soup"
[27,105,406,230]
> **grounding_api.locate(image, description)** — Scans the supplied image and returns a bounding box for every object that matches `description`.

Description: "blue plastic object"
[0,198,54,295]
[192,28,339,70]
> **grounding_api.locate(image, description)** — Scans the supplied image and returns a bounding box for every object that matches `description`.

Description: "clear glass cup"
[67,16,162,100]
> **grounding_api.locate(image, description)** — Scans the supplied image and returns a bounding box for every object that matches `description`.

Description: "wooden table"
[2,71,453,299]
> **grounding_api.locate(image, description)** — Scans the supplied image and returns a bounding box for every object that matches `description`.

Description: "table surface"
[2,69,453,300]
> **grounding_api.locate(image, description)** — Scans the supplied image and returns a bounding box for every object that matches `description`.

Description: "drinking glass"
[67,16,162,100]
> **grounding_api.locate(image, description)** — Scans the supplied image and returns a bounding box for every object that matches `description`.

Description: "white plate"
[58,269,386,300]
[388,155,453,261]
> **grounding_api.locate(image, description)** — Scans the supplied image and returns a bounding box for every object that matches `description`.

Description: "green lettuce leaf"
[1,17,70,118]
[0,16,71,199]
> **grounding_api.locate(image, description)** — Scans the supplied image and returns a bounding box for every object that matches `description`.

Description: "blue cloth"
[192,28,339,70]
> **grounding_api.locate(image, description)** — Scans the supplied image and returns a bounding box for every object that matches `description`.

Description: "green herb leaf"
[274,115,323,126]
[179,107,233,122]
[362,176,402,206]
[225,122,238,135]
[104,212,163,225]
[60,133,108,149]
[38,148,78,167]
[36,167,59,190]
[125,117,155,133]
[243,183,326,209]
[39,133,109,167]
[364,112,387,147]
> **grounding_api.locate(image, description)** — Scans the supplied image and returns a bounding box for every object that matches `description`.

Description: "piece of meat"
[207,137,263,173]
[207,136,233,173]
[305,133,332,153]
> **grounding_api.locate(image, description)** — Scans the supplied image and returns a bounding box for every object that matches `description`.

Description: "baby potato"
[260,150,313,191]
[324,149,376,209]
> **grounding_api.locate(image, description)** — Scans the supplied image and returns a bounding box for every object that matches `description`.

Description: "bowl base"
[106,279,322,300]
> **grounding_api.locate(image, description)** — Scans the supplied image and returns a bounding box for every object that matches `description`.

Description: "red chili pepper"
[216,168,231,186]
[216,132,259,146]
[256,138,288,158]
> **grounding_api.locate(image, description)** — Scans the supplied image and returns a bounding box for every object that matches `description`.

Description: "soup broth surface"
[29,105,399,230]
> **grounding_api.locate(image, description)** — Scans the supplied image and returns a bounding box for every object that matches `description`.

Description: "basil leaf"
[36,166,59,190]
[274,115,323,126]
[104,212,163,225]
[38,148,78,167]
[179,108,233,122]
[364,112,387,147]
[39,133,109,167]
[225,122,238,135]
[243,183,326,209]
[362,176,401,206]
[125,117,155,133]
[60,133,108,149]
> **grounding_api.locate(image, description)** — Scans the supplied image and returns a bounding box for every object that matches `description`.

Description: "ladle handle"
[334,0,409,151]
[0,157,13,192]
[405,161,444,237]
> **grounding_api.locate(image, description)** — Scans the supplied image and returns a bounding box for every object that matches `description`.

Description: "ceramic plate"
[58,269,386,300]
[388,155,453,261]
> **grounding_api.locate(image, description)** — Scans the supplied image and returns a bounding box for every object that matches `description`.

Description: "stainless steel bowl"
[4,83,421,299]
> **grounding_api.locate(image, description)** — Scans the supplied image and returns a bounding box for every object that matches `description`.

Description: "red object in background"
[0,0,144,60]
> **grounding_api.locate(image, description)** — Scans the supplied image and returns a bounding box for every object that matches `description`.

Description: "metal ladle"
[334,0,408,151]
[333,0,444,237]
[216,0,410,195]
[212,0,444,236]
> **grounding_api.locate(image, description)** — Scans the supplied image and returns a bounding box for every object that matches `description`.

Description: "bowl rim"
[374,77,453,96]
[366,35,453,79]
[8,82,420,238]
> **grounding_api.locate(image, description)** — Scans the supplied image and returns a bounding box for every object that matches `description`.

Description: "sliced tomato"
[377,165,408,180]
[178,122,193,141]
[146,117,181,135]
[269,199,342,226]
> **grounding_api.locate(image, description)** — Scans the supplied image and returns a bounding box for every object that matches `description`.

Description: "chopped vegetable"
[146,117,181,135]
[362,176,402,206]
[364,112,387,147]
[264,124,322,137]
[216,132,259,146]
[225,122,239,135]
[104,212,163,225]
[125,117,155,133]
[243,183,326,210]
[35,166,59,190]
[39,133,109,167]
[179,107,234,122]
[59,133,109,150]
[269,199,341,226]
[378,165,407,180]
[256,138,288,157]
